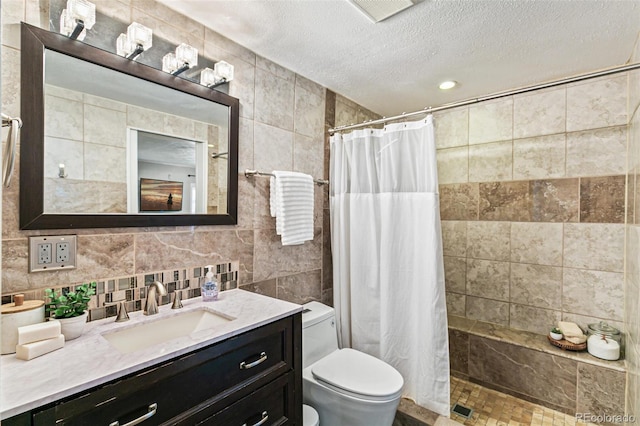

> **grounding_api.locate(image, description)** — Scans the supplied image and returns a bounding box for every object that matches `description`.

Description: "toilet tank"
[302,302,339,368]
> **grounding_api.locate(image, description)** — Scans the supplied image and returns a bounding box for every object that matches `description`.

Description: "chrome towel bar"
[244,169,329,186]
[1,113,22,188]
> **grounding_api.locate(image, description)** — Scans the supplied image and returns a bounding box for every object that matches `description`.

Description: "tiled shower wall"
[437,73,629,336]
[625,35,640,421]
[0,0,332,306]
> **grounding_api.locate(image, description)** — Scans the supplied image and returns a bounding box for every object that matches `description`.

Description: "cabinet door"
[193,372,295,426]
[32,316,295,426]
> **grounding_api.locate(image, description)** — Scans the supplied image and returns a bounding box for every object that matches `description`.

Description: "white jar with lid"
[587,322,622,361]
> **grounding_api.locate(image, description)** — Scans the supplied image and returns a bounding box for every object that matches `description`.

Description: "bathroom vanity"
[0,290,302,425]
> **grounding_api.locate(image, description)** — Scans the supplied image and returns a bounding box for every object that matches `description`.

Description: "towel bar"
[244,169,329,186]
[1,112,22,188]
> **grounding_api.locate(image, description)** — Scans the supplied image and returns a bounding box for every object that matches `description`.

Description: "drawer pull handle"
[240,352,267,369]
[242,411,268,426]
[108,403,157,426]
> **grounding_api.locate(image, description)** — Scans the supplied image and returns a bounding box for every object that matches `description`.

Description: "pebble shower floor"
[449,377,598,426]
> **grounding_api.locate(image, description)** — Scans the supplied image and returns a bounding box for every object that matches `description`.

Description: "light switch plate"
[29,235,77,272]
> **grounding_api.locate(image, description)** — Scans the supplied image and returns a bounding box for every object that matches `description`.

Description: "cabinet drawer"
[195,372,295,426]
[32,316,295,426]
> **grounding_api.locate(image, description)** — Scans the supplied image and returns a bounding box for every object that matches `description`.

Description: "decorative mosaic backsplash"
[1,262,239,322]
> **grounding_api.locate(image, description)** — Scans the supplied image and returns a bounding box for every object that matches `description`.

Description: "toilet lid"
[303,404,319,426]
[311,348,403,399]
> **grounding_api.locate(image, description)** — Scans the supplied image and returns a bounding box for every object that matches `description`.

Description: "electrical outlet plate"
[29,235,77,272]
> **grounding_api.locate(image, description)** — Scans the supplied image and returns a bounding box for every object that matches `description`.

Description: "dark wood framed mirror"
[20,23,239,229]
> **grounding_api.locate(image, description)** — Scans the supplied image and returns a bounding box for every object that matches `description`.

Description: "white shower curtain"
[330,116,450,415]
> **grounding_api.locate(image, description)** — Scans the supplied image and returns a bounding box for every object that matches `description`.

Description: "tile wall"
[625,34,640,421]
[0,0,333,307]
[437,73,630,336]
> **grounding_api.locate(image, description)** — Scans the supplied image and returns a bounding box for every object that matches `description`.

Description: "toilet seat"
[311,348,403,401]
[303,404,320,426]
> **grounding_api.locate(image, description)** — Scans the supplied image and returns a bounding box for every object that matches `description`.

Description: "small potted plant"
[549,327,563,340]
[45,282,96,341]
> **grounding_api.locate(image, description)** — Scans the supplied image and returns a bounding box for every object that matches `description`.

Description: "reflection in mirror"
[20,22,239,229]
[41,50,229,216]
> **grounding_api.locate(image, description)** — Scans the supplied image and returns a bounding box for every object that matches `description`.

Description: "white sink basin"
[102,309,235,353]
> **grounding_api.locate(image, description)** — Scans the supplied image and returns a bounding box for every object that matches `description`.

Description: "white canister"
[1,295,46,354]
[587,322,622,361]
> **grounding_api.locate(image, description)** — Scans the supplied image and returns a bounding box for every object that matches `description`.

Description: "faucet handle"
[171,291,183,310]
[106,300,130,322]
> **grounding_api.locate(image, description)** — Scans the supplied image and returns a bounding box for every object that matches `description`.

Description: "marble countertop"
[0,289,302,420]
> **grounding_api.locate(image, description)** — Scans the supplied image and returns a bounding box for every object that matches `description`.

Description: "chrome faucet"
[144,281,167,316]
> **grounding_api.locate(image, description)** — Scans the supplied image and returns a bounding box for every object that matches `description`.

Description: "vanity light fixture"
[59,0,96,41]
[58,163,68,178]
[438,80,457,90]
[200,61,235,88]
[162,43,198,76]
[116,22,153,60]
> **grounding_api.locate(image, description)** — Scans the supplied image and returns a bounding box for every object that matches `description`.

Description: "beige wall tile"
[576,364,625,416]
[513,88,566,139]
[513,134,566,180]
[2,0,23,49]
[256,56,296,83]
[238,117,254,172]
[335,97,358,128]
[580,175,626,224]
[466,296,509,326]
[293,133,323,179]
[479,181,531,222]
[563,223,624,272]
[468,141,512,182]
[1,46,20,118]
[294,83,325,138]
[466,259,510,301]
[253,122,293,172]
[253,228,322,281]
[530,179,579,223]
[94,0,131,21]
[446,292,466,317]
[84,105,127,147]
[84,143,127,183]
[44,137,84,179]
[439,183,479,221]
[563,268,624,322]
[204,27,256,66]
[510,222,563,266]
[441,220,467,257]
[566,126,627,177]
[276,269,322,304]
[434,107,468,149]
[466,221,510,261]
[255,68,295,130]
[164,114,195,139]
[510,263,562,310]
[46,85,83,101]
[437,146,468,184]
[469,98,513,145]
[127,105,165,131]
[83,93,127,112]
[444,255,466,293]
[567,75,627,131]
[131,8,204,52]
[45,95,83,141]
[509,304,562,335]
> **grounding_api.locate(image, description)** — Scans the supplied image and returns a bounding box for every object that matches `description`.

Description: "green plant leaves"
[45,281,97,319]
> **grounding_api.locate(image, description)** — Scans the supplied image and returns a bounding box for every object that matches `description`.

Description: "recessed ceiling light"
[439,80,457,90]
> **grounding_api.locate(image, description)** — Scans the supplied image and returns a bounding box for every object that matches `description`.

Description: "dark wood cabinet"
[5,313,302,426]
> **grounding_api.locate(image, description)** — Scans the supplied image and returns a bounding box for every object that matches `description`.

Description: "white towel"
[270,171,314,246]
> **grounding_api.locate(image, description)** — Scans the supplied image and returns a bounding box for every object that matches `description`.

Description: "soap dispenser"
[202,271,219,301]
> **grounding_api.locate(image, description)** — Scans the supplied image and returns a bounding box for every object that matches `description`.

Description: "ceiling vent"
[348,0,420,23]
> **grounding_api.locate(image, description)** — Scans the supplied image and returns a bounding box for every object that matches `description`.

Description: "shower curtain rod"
[329,62,640,134]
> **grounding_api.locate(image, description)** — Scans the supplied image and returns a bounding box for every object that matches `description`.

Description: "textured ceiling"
[159,0,640,117]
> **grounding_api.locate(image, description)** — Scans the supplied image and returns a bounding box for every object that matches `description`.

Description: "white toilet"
[302,301,404,426]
